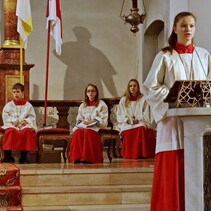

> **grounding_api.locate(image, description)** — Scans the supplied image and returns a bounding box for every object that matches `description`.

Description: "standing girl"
[143,12,211,211]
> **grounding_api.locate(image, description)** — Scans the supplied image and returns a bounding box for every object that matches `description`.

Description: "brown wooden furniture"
[164,80,211,108]
[37,128,70,163]
[99,98,121,162]
[0,127,5,161]
[99,128,122,162]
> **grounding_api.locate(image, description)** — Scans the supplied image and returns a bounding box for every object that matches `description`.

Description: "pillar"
[0,0,35,125]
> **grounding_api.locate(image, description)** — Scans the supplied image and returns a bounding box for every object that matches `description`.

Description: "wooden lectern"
[165,80,211,211]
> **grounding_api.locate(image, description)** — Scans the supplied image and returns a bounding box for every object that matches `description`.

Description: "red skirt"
[3,128,37,151]
[150,150,185,211]
[121,126,156,159]
[69,128,103,163]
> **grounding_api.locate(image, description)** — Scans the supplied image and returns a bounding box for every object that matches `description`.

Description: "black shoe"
[73,159,80,164]
[3,150,15,163]
[3,156,15,163]
[81,160,92,164]
[19,156,26,164]
[8,156,15,163]
[19,151,27,164]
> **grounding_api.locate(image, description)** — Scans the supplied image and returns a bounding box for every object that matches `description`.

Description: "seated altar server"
[69,83,108,164]
[117,79,155,159]
[2,83,37,164]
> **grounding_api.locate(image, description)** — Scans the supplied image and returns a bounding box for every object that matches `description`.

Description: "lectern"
[165,80,211,211]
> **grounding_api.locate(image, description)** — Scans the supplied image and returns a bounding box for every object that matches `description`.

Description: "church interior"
[0,0,210,210]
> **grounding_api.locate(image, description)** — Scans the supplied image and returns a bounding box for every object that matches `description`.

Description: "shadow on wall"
[54,26,118,100]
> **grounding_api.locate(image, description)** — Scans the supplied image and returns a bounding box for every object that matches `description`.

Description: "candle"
[132,0,138,9]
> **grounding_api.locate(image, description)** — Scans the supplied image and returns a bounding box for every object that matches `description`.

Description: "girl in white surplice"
[143,11,211,211]
[69,83,108,164]
[117,79,156,159]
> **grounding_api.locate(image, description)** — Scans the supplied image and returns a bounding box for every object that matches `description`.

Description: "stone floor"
[17,158,155,174]
[16,157,155,211]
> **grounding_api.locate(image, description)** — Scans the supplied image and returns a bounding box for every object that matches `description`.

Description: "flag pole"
[44,20,51,127]
[19,36,24,84]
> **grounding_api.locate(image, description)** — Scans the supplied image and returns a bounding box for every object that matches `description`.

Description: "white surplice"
[142,47,211,153]
[2,101,37,131]
[73,100,108,132]
[117,96,153,133]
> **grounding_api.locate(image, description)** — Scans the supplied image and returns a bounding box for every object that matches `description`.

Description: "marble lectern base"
[167,108,211,211]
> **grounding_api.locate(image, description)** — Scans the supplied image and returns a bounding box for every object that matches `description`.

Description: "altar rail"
[29,98,120,130]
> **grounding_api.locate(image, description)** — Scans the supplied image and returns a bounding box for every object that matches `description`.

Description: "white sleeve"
[142,51,169,123]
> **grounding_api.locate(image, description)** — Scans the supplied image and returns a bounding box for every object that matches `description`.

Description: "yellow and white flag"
[16,0,33,49]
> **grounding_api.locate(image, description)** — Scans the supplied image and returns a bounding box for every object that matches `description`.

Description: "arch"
[143,20,164,81]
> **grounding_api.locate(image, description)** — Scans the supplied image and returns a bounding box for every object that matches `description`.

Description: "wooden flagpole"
[43,20,51,126]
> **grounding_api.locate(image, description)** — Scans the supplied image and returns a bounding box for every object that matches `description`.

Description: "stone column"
[2,0,19,48]
[0,0,35,126]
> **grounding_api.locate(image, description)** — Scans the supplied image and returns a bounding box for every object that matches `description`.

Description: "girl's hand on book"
[83,120,94,125]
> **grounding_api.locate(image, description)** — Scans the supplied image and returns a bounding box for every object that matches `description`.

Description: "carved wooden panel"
[164,80,211,108]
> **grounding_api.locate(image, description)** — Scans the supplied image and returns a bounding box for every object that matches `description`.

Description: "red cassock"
[69,128,103,163]
[3,128,37,151]
[150,150,185,211]
[121,127,156,159]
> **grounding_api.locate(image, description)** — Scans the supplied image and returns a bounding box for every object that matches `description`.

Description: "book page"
[76,120,98,129]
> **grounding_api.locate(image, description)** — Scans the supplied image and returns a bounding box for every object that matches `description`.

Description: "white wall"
[189,0,211,54]
[25,0,138,100]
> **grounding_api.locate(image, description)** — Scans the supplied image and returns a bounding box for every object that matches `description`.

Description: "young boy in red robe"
[2,83,37,164]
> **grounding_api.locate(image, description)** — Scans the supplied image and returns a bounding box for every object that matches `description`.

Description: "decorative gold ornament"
[120,0,146,34]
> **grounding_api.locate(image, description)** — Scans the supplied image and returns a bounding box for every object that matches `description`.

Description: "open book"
[76,120,99,129]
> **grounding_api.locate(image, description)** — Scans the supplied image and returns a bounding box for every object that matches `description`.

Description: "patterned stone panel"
[34,107,59,130]
[203,135,211,211]
[67,107,78,133]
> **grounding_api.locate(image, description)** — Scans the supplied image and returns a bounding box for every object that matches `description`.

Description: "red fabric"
[150,150,185,211]
[13,99,27,106]
[37,128,69,135]
[175,43,194,54]
[87,100,96,106]
[0,127,5,133]
[69,128,103,163]
[130,96,138,101]
[0,186,22,206]
[3,128,37,151]
[0,163,20,186]
[0,163,22,208]
[121,126,156,159]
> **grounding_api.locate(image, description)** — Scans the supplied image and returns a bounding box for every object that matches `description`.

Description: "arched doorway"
[143,20,164,80]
